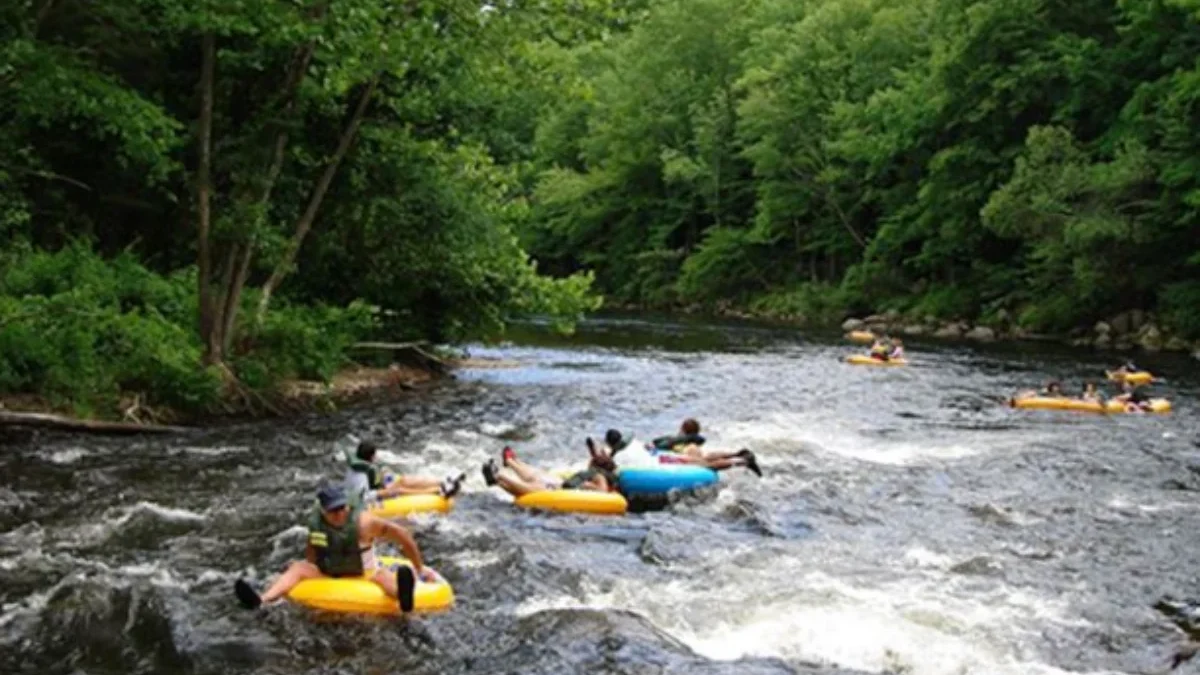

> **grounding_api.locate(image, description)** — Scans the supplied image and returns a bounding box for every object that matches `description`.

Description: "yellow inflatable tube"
[1011,396,1171,414]
[368,494,451,519]
[846,330,876,343]
[846,354,908,366]
[1106,370,1154,385]
[287,556,454,615]
[515,489,627,515]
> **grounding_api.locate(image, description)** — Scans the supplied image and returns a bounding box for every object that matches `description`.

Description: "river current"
[2,314,1199,674]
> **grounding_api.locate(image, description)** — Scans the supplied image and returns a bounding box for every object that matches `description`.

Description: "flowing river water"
[3,314,1200,675]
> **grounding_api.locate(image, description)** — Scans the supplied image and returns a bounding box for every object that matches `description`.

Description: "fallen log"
[351,341,448,374]
[0,411,189,435]
[352,341,430,350]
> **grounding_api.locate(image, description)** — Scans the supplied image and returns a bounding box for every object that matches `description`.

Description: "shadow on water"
[2,312,1200,674]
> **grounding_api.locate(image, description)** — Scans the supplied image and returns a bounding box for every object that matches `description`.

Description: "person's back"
[344,469,372,505]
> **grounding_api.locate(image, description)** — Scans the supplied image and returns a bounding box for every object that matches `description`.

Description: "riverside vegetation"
[4,0,1200,419]
[521,0,1200,353]
[0,0,605,419]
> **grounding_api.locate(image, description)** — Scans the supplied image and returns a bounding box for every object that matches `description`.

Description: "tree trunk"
[33,0,56,37]
[256,73,380,322]
[828,194,867,249]
[211,36,320,356]
[219,244,253,356]
[196,32,220,366]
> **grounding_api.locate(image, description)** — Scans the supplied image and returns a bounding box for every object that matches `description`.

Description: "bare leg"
[261,560,324,603]
[379,475,442,497]
[372,567,398,597]
[506,458,558,484]
[679,444,744,463]
[495,468,554,497]
[371,565,417,613]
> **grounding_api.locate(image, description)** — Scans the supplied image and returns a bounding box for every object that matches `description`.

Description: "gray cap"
[317,485,348,511]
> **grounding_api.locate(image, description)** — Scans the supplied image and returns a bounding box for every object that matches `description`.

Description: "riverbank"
[835,309,1200,357]
[0,351,519,433]
[606,300,1200,359]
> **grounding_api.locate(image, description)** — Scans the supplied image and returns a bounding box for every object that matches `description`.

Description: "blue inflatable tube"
[616,466,719,495]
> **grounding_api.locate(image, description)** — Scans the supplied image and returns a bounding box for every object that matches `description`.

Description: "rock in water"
[934,323,964,339]
[1165,336,1189,351]
[1138,324,1164,351]
[965,326,996,342]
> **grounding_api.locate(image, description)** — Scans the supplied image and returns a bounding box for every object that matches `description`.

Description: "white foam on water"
[1108,495,1199,514]
[59,501,209,546]
[48,447,90,464]
[113,501,208,526]
[509,594,600,617]
[478,422,516,437]
[664,571,1103,675]
[724,415,982,465]
[903,546,957,570]
[510,578,626,617]
[450,550,507,569]
[170,445,250,457]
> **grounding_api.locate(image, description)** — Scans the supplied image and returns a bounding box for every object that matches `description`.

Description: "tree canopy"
[521,0,1200,334]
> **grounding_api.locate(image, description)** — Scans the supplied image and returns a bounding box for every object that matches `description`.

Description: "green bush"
[0,243,379,417]
[232,300,377,389]
[0,255,221,414]
[747,283,850,323]
[906,285,980,322]
[677,228,774,303]
[1159,281,1200,339]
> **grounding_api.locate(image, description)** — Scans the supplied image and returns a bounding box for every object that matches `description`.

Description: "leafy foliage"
[521,0,1200,336]
[0,0,604,416]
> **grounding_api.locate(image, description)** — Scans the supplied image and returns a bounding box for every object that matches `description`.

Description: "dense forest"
[3,0,1200,417]
[523,0,1200,336]
[0,0,610,416]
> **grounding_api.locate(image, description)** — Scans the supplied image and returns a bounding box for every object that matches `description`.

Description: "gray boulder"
[841,318,865,332]
[934,323,964,339]
[965,326,997,342]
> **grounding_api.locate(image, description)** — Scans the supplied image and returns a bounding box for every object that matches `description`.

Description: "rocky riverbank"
[0,352,521,433]
[838,308,1200,358]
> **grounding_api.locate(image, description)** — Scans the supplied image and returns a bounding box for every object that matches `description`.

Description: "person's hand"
[416,567,438,583]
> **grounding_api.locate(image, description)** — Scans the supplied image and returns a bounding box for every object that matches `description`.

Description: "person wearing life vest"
[345,440,464,502]
[639,420,762,477]
[868,337,893,362]
[649,418,707,453]
[1114,380,1153,412]
[481,444,617,497]
[233,485,437,612]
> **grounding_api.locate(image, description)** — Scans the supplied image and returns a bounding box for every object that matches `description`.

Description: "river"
[2,314,1199,675]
